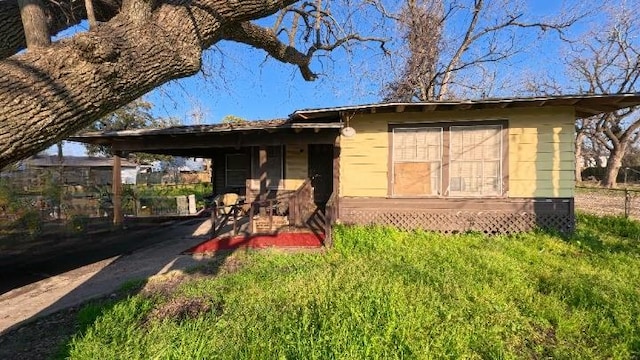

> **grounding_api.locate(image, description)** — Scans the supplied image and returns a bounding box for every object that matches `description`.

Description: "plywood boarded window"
[392,128,442,196]
[449,125,502,196]
[225,153,248,188]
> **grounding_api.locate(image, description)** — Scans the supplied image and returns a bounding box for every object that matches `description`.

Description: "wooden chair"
[218,193,239,216]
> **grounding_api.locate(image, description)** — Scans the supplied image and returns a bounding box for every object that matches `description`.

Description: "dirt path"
[0,218,214,334]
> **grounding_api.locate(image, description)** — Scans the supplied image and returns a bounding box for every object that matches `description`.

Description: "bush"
[17,210,42,237]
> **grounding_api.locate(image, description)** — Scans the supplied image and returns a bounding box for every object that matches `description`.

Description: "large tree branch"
[437,0,482,99]
[222,20,387,82]
[0,0,298,167]
[221,21,317,81]
[0,0,122,59]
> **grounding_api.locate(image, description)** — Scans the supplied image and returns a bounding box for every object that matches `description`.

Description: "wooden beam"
[259,147,267,206]
[112,153,123,227]
[395,105,405,113]
[110,131,339,153]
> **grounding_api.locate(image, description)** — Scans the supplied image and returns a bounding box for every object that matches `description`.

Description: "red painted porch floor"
[184,232,325,254]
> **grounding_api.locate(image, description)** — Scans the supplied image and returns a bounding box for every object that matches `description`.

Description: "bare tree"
[383,0,581,101]
[0,0,388,168]
[564,4,640,187]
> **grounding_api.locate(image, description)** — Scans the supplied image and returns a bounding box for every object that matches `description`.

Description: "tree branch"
[222,18,388,81]
[221,21,317,81]
[0,0,122,59]
[0,0,298,167]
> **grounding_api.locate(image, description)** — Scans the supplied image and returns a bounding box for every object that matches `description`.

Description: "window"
[449,125,502,196]
[225,153,247,188]
[392,128,442,196]
[391,123,504,197]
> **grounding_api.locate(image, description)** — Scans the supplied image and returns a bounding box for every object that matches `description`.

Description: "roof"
[67,93,640,157]
[71,118,341,140]
[290,93,640,120]
[25,155,138,168]
[68,118,342,157]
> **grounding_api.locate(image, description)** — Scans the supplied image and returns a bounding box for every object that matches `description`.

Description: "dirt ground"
[575,188,640,219]
[0,217,215,336]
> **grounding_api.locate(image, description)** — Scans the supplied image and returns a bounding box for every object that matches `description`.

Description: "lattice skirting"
[339,209,575,235]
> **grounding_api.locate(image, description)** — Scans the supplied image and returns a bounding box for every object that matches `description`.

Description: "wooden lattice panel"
[340,209,574,235]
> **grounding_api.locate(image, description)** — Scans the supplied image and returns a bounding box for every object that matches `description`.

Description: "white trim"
[448,124,503,197]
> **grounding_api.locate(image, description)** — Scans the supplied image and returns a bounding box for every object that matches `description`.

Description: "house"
[10,155,139,187]
[70,94,640,237]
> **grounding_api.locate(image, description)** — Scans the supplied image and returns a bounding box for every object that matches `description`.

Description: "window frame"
[391,127,444,197]
[388,120,508,198]
[225,153,249,188]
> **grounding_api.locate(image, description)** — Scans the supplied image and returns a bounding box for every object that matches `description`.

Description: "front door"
[308,144,334,205]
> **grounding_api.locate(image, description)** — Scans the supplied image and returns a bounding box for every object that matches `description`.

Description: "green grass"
[60,216,640,359]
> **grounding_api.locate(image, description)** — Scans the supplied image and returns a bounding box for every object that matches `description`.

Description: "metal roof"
[67,94,640,156]
[69,118,342,143]
[290,93,640,120]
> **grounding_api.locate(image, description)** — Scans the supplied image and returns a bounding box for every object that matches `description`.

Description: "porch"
[208,177,338,246]
[69,119,342,244]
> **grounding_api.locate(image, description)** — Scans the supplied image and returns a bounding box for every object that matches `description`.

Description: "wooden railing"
[211,203,243,236]
[210,178,318,237]
[287,178,314,227]
[324,190,338,247]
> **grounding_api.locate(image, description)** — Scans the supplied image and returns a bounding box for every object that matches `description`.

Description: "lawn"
[61,214,640,359]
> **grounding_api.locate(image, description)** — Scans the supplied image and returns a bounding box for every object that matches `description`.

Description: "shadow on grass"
[0,218,244,360]
[566,213,640,255]
[52,249,237,359]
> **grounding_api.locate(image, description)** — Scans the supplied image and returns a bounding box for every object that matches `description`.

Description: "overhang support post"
[112,152,123,227]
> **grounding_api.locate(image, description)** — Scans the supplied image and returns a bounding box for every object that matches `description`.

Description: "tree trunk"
[0,0,296,168]
[602,145,626,188]
[85,0,98,29]
[18,0,51,49]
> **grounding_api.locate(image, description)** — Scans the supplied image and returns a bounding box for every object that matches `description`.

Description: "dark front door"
[308,144,334,205]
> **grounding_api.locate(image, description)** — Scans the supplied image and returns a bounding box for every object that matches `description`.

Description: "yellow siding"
[340,118,389,197]
[508,108,575,197]
[285,144,308,190]
[339,107,575,198]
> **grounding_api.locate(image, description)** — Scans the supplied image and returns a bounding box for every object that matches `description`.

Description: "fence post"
[112,153,123,227]
[625,188,631,218]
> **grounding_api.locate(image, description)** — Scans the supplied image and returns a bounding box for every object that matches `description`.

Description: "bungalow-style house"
[70,94,640,239]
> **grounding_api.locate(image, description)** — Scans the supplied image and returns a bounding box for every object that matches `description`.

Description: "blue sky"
[61,0,593,155]
[142,0,578,124]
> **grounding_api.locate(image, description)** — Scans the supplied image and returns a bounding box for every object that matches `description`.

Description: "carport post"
[112,152,123,227]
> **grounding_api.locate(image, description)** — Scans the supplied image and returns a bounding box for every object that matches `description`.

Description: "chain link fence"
[1,181,212,242]
[575,186,640,219]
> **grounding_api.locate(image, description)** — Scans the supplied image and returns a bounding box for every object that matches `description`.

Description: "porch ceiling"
[68,123,341,157]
